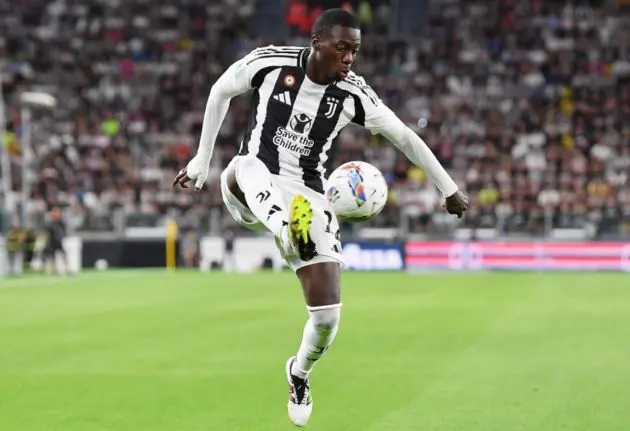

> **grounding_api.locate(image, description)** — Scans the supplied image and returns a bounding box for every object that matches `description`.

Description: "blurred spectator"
[43,207,69,275]
[180,229,199,268]
[6,217,24,275]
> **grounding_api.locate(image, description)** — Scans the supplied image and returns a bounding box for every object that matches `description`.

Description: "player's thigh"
[294,202,344,307]
[281,199,344,268]
[220,160,265,231]
[310,202,343,260]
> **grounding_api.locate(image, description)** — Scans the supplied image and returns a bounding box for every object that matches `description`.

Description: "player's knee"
[225,164,245,203]
[307,304,341,333]
[224,162,237,188]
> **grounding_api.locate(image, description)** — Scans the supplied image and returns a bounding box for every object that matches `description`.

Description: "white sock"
[235,156,289,238]
[293,304,341,379]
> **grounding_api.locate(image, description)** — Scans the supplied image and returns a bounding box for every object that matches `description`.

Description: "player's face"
[314,25,361,82]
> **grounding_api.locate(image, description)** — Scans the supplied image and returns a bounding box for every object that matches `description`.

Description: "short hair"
[312,8,359,37]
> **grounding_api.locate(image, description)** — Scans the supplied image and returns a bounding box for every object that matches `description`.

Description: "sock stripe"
[307,303,342,311]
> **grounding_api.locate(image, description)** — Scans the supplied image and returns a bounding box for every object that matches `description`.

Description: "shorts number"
[324,210,341,241]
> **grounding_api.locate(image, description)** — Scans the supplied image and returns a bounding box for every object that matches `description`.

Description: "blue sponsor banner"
[341,242,405,271]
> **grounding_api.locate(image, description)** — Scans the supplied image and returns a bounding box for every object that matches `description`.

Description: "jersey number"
[324,210,339,237]
[324,209,341,247]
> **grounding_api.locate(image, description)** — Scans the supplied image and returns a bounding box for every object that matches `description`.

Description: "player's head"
[311,8,361,82]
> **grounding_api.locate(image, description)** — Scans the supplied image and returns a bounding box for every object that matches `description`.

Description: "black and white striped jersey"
[221,45,395,194]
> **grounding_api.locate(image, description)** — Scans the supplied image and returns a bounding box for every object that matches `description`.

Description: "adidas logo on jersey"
[272,91,292,105]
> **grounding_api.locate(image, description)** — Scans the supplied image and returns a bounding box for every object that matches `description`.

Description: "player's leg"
[293,261,341,378]
[226,155,291,242]
[52,250,62,275]
[284,195,344,426]
[220,158,265,232]
[44,248,54,275]
[24,248,34,272]
[286,262,341,426]
[7,250,16,275]
[57,247,70,275]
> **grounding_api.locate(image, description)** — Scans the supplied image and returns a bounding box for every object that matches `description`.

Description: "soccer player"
[6,218,24,276]
[43,207,69,276]
[174,8,468,426]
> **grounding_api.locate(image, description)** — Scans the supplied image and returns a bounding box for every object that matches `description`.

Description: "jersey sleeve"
[215,52,263,97]
[226,46,302,92]
[346,75,459,197]
[348,76,396,134]
[194,46,301,165]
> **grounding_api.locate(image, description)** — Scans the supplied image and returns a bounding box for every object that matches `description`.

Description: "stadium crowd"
[2,0,630,239]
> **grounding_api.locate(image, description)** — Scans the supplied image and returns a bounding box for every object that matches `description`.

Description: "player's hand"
[172,156,209,191]
[444,190,468,219]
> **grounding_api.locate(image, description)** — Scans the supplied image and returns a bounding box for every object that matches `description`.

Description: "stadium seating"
[2,0,629,239]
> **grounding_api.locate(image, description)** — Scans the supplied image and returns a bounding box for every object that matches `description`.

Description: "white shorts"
[220,156,345,271]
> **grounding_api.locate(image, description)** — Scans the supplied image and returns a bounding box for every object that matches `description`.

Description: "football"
[325,161,389,222]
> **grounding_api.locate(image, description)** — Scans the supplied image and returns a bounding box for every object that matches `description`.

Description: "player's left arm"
[357,84,468,218]
[174,52,259,190]
[194,58,255,165]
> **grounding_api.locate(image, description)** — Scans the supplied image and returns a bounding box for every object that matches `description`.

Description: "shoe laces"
[291,376,310,405]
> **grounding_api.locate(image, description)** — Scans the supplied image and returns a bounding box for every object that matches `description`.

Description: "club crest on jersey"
[284,74,296,87]
[324,96,339,119]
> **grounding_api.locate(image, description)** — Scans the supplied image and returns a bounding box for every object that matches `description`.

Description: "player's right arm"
[342,73,468,218]
[174,47,290,190]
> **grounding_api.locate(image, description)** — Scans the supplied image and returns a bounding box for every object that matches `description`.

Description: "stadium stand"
[1,0,629,241]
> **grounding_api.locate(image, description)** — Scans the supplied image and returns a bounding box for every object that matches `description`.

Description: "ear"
[311,36,320,51]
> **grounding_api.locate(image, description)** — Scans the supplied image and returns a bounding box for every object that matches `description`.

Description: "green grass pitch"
[1,270,629,430]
